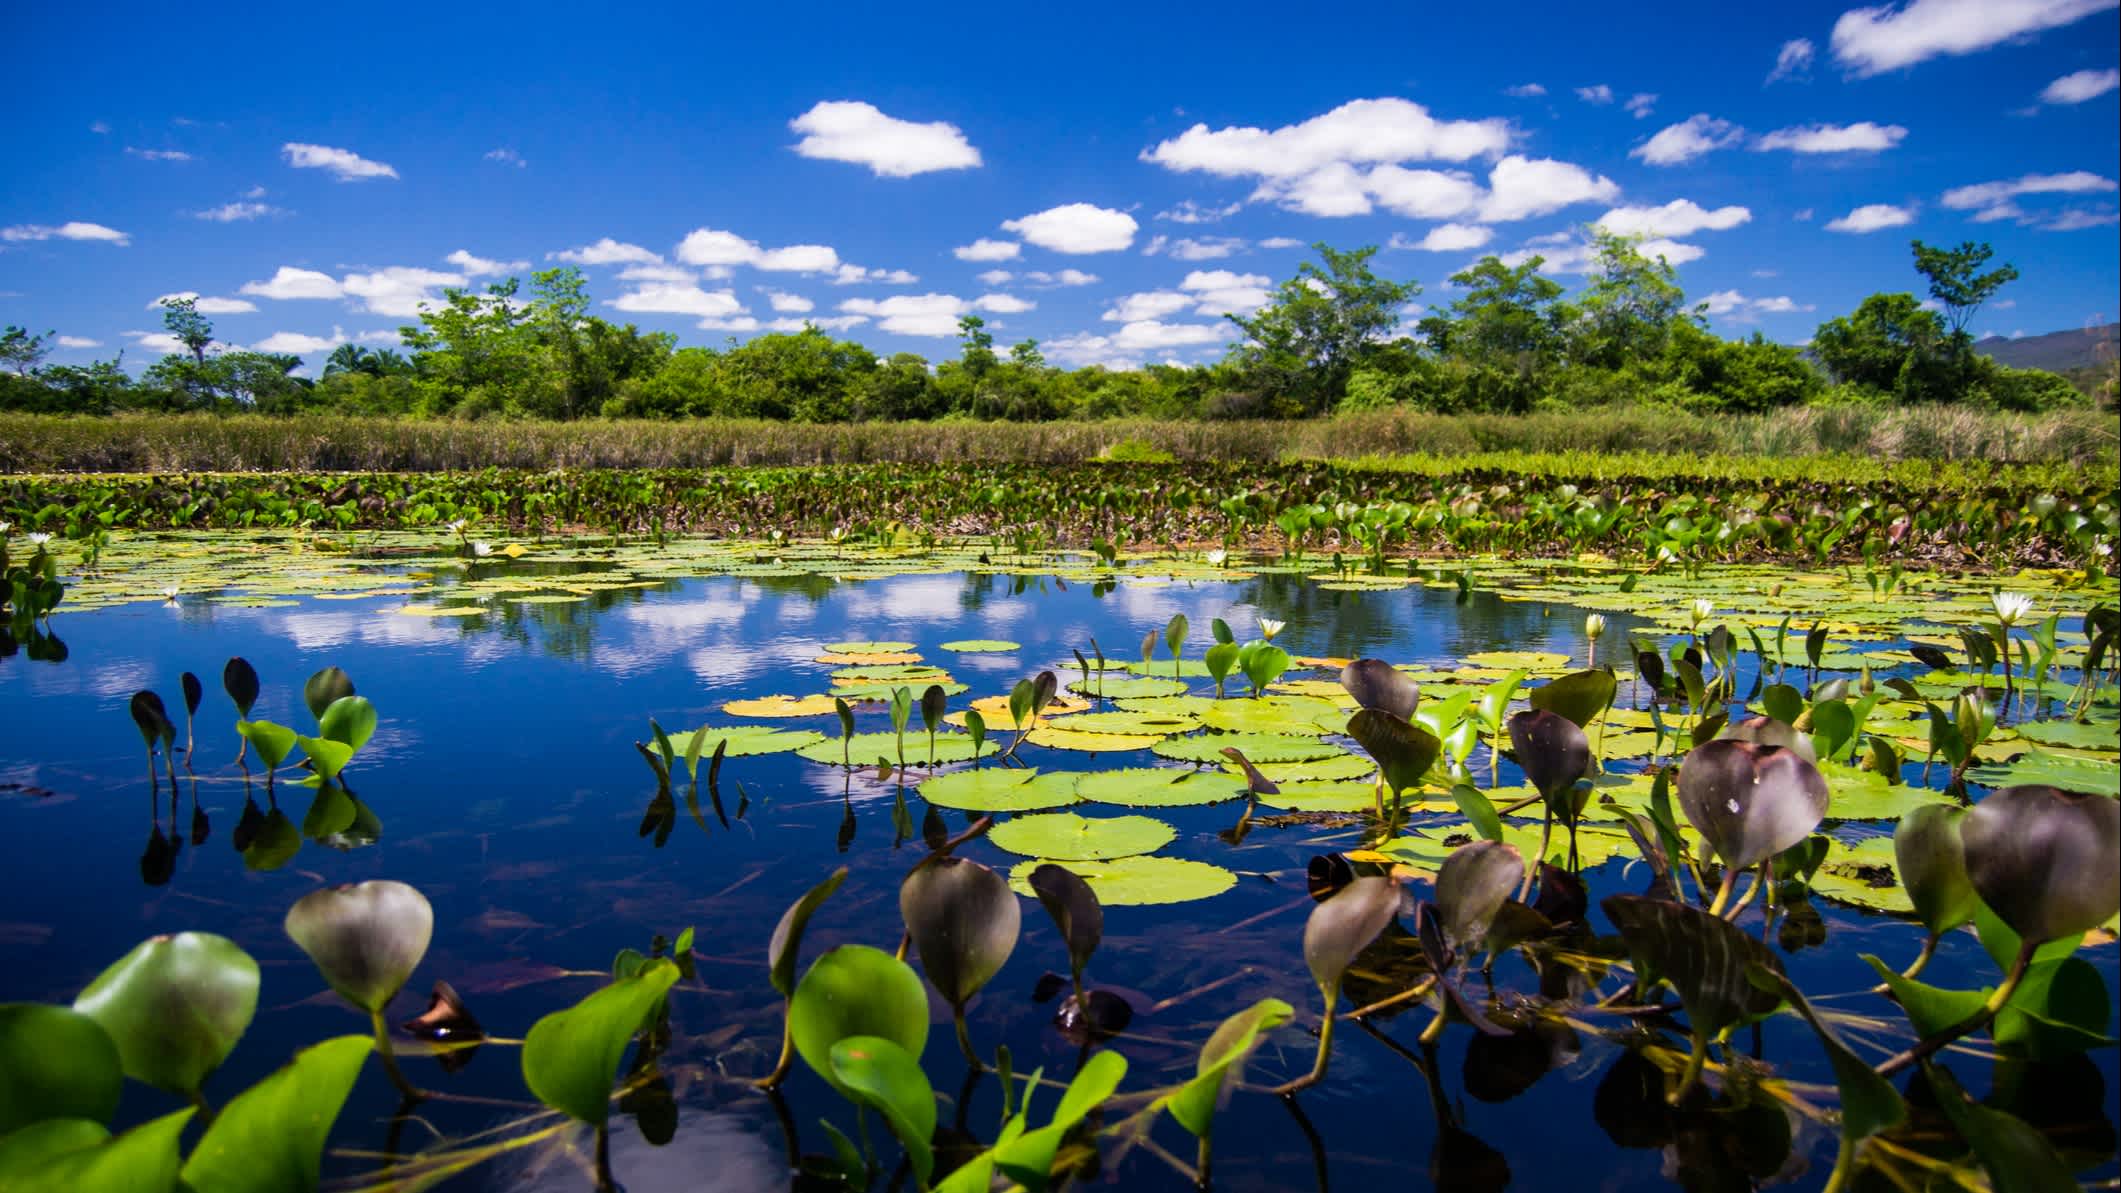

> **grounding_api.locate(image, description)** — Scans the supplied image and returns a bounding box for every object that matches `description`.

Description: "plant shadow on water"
[0,534,2115,1192]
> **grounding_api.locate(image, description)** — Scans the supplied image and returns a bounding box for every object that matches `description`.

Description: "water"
[2,558,2114,1191]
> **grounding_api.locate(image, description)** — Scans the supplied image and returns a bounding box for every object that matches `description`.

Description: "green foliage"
[521,959,680,1124]
[177,1036,371,1193]
[1226,243,1419,416]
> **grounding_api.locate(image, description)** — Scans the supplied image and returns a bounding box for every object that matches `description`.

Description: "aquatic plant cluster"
[5,453,2117,571]
[2,528,2115,1191]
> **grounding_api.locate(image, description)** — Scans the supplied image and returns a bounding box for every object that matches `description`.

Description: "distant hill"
[1974,323,2118,372]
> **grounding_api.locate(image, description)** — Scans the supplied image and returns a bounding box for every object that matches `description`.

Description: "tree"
[1911,240,2017,340]
[1,326,53,376]
[1574,230,1690,369]
[1423,254,1571,411]
[1810,292,1951,401]
[956,316,996,379]
[158,297,215,364]
[1227,243,1418,415]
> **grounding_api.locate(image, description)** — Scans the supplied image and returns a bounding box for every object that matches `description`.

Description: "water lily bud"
[1689,598,1714,628]
[1583,613,1606,641]
[1960,785,2120,944]
[284,880,434,1013]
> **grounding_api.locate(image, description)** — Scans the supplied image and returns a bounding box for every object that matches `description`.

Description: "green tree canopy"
[1226,243,1418,416]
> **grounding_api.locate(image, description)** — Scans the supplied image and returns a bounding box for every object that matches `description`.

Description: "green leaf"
[1163,999,1293,1138]
[236,720,297,770]
[901,856,1020,1010]
[1602,896,1783,1037]
[1895,805,1980,936]
[1862,955,1987,1038]
[316,696,376,754]
[0,1005,122,1135]
[1238,642,1291,694]
[0,1107,190,1193]
[919,767,1081,812]
[1007,856,1236,906]
[1072,767,1246,808]
[522,959,680,1125]
[987,812,1176,860]
[1528,669,1617,730]
[1450,784,1504,843]
[992,1050,1128,1188]
[1303,877,1400,994]
[71,933,258,1097]
[1745,966,1904,1145]
[177,1036,370,1193]
[283,880,433,1014]
[293,736,353,783]
[768,867,848,999]
[1923,1065,2079,1193]
[301,667,354,723]
[790,945,930,1099]
[829,1036,936,1187]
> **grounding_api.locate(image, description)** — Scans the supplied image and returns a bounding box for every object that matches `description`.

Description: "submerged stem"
[1874,939,2036,1078]
[1272,982,1339,1095]
[1705,867,1739,918]
[370,1006,424,1103]
[952,1009,979,1068]
[1668,1027,1710,1106]
[753,1005,797,1089]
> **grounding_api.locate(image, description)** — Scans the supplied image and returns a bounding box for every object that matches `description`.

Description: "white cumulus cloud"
[1478,156,1621,221]
[281,142,397,181]
[2041,67,2121,103]
[1754,121,1908,153]
[1768,38,1816,82]
[252,330,345,354]
[2,221,130,245]
[954,238,1020,262]
[1831,0,2115,75]
[1001,203,1138,253]
[609,283,745,319]
[1156,200,1241,224]
[836,293,973,336]
[1825,203,1917,232]
[239,267,343,300]
[1576,84,1615,103]
[1595,199,1752,238]
[1632,114,1744,165]
[1392,223,1494,251]
[788,100,982,177]
[445,249,528,277]
[551,238,663,266]
[1141,97,1510,179]
[973,293,1033,314]
[339,267,464,317]
[56,335,101,348]
[194,202,283,222]
[147,292,257,314]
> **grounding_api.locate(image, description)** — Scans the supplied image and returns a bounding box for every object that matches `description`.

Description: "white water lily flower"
[470,541,494,558]
[1259,616,1286,640]
[0,521,11,534]
[1206,548,1228,567]
[1689,598,1714,628]
[445,519,468,534]
[162,586,180,600]
[26,532,52,547]
[1990,592,2034,627]
[1584,613,1607,640]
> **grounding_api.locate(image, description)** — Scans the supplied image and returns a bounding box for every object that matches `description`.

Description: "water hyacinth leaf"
[128,691,173,750]
[920,684,947,733]
[0,1107,192,1193]
[989,812,1175,860]
[71,933,259,1097]
[1303,877,1400,995]
[1809,699,1855,762]
[0,1004,123,1135]
[991,1050,1128,1188]
[179,672,202,719]
[1602,895,1783,1037]
[1528,669,1616,730]
[1896,805,1981,936]
[283,880,434,1013]
[237,720,298,771]
[769,867,847,998]
[1677,740,1830,871]
[1028,863,1102,985]
[1960,785,2121,944]
[1922,1065,2080,1193]
[1164,613,1188,663]
[1339,658,1419,721]
[790,945,930,1097]
[1451,784,1504,844]
[964,708,987,757]
[176,1035,370,1193]
[300,786,356,839]
[1211,617,1234,646]
[1719,715,1817,764]
[1345,710,1440,798]
[1436,842,1524,951]
[1760,684,1803,726]
[316,696,376,754]
[1009,679,1034,731]
[1507,709,1591,807]
[889,686,912,736]
[1239,641,1291,694]
[522,959,679,1125]
[828,1036,936,1187]
[302,667,354,723]
[1204,642,1239,694]
[901,856,1021,1010]
[1031,670,1059,716]
[835,696,855,743]
[1165,998,1295,1138]
[294,736,353,783]
[222,657,260,718]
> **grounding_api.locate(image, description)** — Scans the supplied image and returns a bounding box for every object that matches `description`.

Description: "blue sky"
[5,0,2117,372]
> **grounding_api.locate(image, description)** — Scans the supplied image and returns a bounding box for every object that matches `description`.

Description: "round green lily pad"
[1069,676,1192,700]
[1258,781,1378,812]
[940,639,1021,653]
[1074,768,1247,807]
[1124,658,1215,677]
[917,768,1081,811]
[830,664,953,683]
[1112,695,1218,718]
[1461,650,1571,672]
[1154,733,1347,765]
[1023,727,1168,752]
[1042,710,1202,736]
[1006,856,1236,906]
[679,725,828,757]
[797,731,998,768]
[826,640,915,654]
[1199,695,1344,736]
[2010,719,2119,752]
[987,812,1176,860]
[833,681,970,701]
[1238,752,1377,783]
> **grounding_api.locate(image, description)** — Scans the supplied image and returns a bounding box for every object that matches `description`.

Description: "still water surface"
[2,564,2112,1191]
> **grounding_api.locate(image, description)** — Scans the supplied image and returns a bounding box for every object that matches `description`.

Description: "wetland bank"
[0,517,2115,1192]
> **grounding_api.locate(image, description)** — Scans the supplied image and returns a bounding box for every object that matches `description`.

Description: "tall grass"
[2,407,2113,474]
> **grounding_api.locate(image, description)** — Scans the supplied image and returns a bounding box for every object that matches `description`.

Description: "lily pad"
[1039,710,1202,736]
[917,768,1080,812]
[1966,749,2119,796]
[1074,768,1247,808]
[940,639,1021,653]
[720,694,844,718]
[1462,650,1570,672]
[1022,727,1169,752]
[1069,676,1191,700]
[798,731,997,767]
[1257,780,1379,812]
[1007,856,1236,906]
[987,812,1177,860]
[1811,837,1915,913]
[678,725,827,757]
[1155,733,1346,766]
[1199,695,1344,736]
[1238,751,1377,784]
[826,640,914,654]
[2010,719,2119,752]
